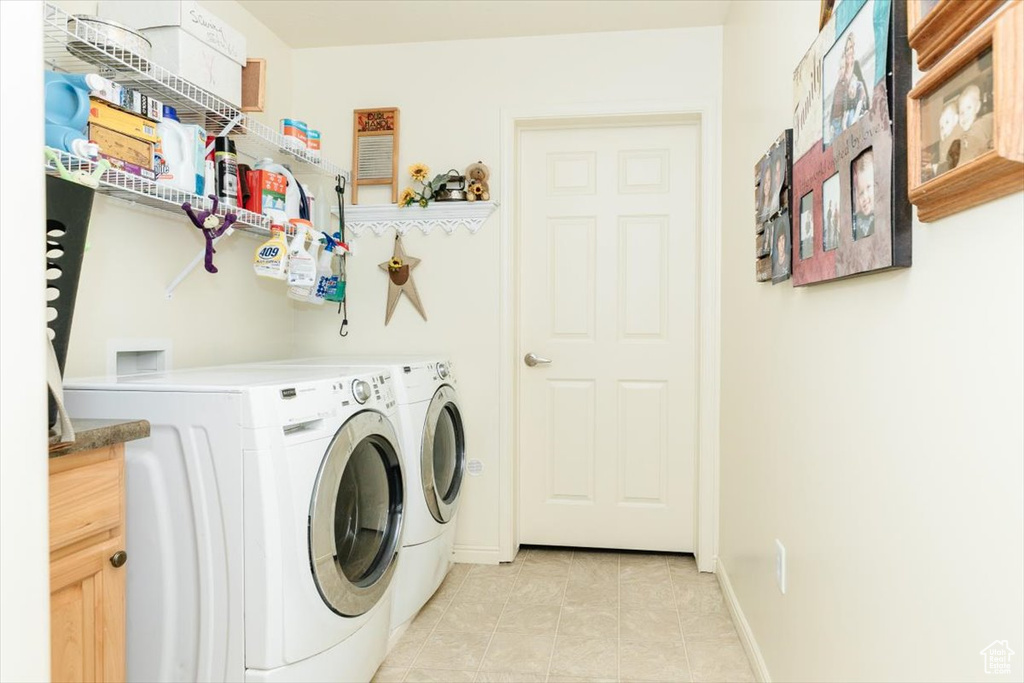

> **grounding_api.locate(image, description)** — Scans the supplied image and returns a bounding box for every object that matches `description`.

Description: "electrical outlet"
[775,539,787,594]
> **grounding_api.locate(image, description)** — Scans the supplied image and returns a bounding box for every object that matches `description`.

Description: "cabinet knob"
[110,550,127,568]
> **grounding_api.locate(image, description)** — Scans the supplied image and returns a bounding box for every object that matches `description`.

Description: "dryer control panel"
[334,372,396,412]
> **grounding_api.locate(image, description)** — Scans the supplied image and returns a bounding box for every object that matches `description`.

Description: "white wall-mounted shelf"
[43,2,347,181]
[339,202,499,236]
[45,148,271,236]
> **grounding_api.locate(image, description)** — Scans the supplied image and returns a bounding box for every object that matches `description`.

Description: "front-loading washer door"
[420,385,465,524]
[309,410,404,617]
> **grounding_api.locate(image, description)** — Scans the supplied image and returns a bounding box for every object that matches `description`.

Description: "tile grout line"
[542,547,574,683]
[401,563,469,679]
[473,547,528,679]
[617,551,622,683]
[675,558,696,683]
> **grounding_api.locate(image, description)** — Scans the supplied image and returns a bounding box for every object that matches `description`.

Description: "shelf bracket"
[164,227,236,299]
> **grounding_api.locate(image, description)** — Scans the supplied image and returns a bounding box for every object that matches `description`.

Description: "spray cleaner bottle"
[309,233,340,305]
[253,223,288,280]
[286,219,316,300]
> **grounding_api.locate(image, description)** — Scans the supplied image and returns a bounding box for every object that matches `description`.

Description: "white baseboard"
[452,544,501,564]
[716,558,771,683]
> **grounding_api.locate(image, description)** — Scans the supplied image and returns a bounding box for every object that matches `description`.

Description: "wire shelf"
[45,147,272,236]
[42,2,345,179]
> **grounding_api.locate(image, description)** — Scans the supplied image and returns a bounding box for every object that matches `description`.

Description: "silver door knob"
[523,353,552,367]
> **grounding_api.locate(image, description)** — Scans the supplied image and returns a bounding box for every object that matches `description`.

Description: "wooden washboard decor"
[351,107,400,204]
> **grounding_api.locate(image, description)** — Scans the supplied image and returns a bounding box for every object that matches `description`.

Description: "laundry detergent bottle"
[253,224,288,280]
[255,158,301,220]
[155,105,203,193]
[44,70,105,158]
[286,219,316,300]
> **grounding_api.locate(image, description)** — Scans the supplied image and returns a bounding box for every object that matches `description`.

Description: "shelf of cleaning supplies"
[45,147,271,235]
[337,202,499,236]
[42,2,347,181]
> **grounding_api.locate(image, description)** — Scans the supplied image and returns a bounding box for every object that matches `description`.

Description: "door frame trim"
[497,101,721,572]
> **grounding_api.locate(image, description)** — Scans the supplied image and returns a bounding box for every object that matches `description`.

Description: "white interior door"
[518,121,699,552]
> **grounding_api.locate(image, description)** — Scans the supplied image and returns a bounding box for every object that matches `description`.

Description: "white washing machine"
[64,365,405,683]
[253,357,465,634]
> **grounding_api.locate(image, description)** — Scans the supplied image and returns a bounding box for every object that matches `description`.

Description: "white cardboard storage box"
[98,0,247,107]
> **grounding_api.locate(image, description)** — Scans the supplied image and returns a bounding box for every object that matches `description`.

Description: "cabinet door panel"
[51,538,125,683]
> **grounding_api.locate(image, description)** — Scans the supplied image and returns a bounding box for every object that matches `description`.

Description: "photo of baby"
[799,192,814,260]
[852,149,875,241]
[823,0,876,147]
[919,48,994,182]
[822,173,840,251]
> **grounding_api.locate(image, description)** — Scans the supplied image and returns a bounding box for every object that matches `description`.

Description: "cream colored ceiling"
[235,0,732,48]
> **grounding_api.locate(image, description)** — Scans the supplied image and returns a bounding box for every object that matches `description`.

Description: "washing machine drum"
[309,410,404,617]
[421,384,465,524]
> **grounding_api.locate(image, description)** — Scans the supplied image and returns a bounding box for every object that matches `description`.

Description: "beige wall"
[58,0,298,377]
[288,28,723,554]
[719,2,1024,681]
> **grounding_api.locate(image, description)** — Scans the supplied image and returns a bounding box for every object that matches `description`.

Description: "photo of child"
[852,149,875,240]
[760,163,774,222]
[919,47,994,183]
[822,173,840,251]
[770,151,785,215]
[771,213,791,283]
[823,0,876,147]
[799,192,814,260]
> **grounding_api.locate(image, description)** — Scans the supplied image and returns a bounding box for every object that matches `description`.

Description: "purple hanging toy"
[181,195,238,273]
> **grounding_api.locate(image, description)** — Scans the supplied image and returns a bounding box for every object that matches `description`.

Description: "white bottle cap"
[84,73,108,93]
[71,139,100,159]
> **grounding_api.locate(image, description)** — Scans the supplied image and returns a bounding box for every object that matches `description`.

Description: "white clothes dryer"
[64,365,405,683]
[252,357,465,633]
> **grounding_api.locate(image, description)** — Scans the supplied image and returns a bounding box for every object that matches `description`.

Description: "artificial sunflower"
[419,198,428,208]
[399,187,416,206]
[409,163,429,182]
[471,183,483,196]
[388,257,404,271]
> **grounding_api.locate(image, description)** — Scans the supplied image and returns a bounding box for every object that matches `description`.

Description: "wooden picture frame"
[241,58,266,113]
[907,0,1005,70]
[820,0,837,30]
[351,107,400,205]
[908,1,1023,222]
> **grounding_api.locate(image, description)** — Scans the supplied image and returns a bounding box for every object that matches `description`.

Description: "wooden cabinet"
[49,445,126,683]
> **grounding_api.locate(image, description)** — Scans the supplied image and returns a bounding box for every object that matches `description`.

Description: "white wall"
[56,0,300,377]
[1,2,50,681]
[288,28,723,556]
[719,2,1024,681]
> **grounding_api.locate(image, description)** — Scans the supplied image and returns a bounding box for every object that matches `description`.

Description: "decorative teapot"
[432,169,467,202]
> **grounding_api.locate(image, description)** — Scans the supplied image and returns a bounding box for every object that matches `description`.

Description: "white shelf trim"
[339,202,499,236]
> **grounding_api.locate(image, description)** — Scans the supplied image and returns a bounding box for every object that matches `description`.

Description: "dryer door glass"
[433,405,461,503]
[421,385,465,523]
[310,411,404,617]
[335,438,393,584]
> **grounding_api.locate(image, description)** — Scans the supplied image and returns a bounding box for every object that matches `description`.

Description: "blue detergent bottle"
[44,70,106,158]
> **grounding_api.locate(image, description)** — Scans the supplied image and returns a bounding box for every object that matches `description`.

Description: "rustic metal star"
[379,235,427,325]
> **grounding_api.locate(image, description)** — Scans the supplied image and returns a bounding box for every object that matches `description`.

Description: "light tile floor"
[372,547,755,683]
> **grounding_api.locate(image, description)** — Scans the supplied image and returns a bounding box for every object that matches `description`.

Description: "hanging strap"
[335,174,349,337]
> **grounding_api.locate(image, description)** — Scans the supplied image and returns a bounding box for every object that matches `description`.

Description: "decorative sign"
[352,107,400,205]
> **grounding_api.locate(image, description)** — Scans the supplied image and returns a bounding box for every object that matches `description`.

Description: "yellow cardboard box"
[89,123,155,171]
[88,98,159,143]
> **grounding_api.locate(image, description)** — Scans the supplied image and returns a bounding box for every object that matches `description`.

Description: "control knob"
[352,379,372,404]
[437,362,449,379]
